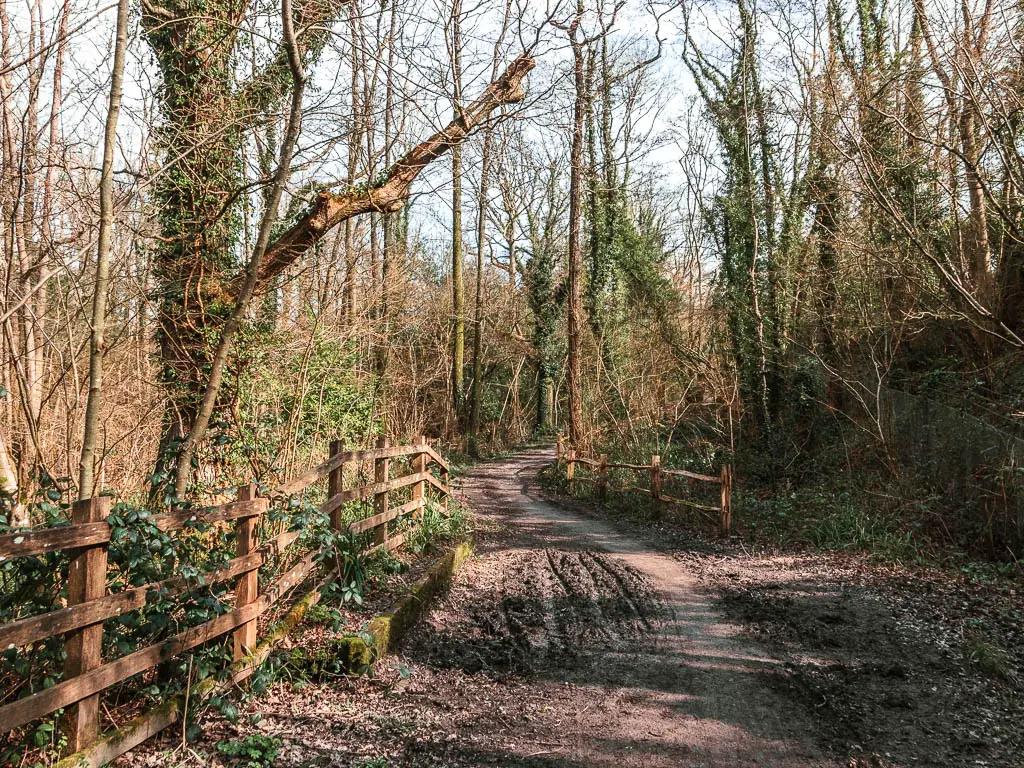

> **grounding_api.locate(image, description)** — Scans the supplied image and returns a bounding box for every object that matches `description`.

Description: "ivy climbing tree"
[140,0,536,496]
[141,0,343,494]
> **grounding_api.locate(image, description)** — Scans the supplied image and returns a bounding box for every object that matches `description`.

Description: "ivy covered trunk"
[142,1,250,490]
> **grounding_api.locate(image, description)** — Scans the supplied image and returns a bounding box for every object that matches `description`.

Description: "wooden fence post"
[373,436,389,547]
[556,434,563,462]
[598,454,608,502]
[720,464,733,537]
[233,484,259,661]
[439,447,450,512]
[62,495,110,752]
[651,455,662,514]
[412,435,427,518]
[566,447,575,493]
[328,439,345,531]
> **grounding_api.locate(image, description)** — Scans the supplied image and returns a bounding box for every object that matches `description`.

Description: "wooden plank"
[663,468,721,484]
[0,552,263,652]
[262,550,318,605]
[51,564,337,768]
[651,455,662,512]
[0,521,111,561]
[439,466,449,511]
[274,444,421,496]
[320,471,428,517]
[660,494,719,512]
[0,591,270,733]
[566,448,575,491]
[0,495,281,560]
[228,574,331,687]
[422,471,449,496]
[367,531,407,556]
[328,440,345,531]
[421,443,450,472]
[720,464,732,537]
[53,696,183,768]
[232,486,259,661]
[62,497,110,751]
[261,529,300,559]
[348,498,423,535]
[411,438,426,520]
[621,485,652,496]
[151,497,266,532]
[574,456,600,467]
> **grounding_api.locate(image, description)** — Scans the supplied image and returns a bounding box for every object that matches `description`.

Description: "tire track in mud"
[588,553,659,627]
[579,551,656,635]
[492,548,665,666]
[545,549,617,646]
[419,547,669,674]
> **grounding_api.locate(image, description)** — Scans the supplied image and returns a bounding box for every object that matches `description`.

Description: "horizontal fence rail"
[0,436,452,764]
[555,435,732,536]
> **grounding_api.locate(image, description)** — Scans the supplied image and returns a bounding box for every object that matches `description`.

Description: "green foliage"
[216,734,282,768]
[334,534,369,606]
[234,332,377,484]
[403,501,470,555]
[738,486,924,564]
[0,480,249,761]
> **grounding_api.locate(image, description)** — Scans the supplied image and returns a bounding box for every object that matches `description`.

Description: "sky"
[3,0,733,276]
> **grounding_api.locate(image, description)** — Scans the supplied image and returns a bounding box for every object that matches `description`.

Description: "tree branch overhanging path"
[254,52,537,289]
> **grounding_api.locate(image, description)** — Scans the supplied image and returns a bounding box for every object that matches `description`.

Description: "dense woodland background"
[2,0,1023,565]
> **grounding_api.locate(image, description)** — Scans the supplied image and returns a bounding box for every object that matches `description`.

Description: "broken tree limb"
[257,52,535,286]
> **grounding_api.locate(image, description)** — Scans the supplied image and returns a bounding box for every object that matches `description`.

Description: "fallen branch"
[257,52,535,286]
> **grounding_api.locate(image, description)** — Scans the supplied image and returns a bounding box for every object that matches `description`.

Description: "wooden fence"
[0,437,450,762]
[555,435,732,536]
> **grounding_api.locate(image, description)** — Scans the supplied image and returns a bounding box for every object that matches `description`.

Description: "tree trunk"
[467,129,490,456]
[79,0,130,500]
[566,4,587,447]
[171,0,309,495]
[468,0,511,456]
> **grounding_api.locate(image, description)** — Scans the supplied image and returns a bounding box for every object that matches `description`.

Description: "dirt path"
[392,446,836,767]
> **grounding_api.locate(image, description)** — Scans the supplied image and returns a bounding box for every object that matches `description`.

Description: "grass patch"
[965,637,1014,681]
[402,499,470,555]
[738,485,926,564]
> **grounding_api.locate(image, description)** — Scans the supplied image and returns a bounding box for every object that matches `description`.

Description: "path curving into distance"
[398,445,838,767]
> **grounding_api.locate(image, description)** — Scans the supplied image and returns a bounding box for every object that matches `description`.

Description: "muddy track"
[123,447,1019,767]
[396,447,838,767]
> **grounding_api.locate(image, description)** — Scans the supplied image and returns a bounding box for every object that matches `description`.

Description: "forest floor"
[131,446,1022,768]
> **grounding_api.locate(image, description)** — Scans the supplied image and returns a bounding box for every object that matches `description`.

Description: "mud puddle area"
[413,548,667,676]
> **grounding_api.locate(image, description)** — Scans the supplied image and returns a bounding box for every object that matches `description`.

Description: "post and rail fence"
[555,435,732,537]
[0,437,451,764]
